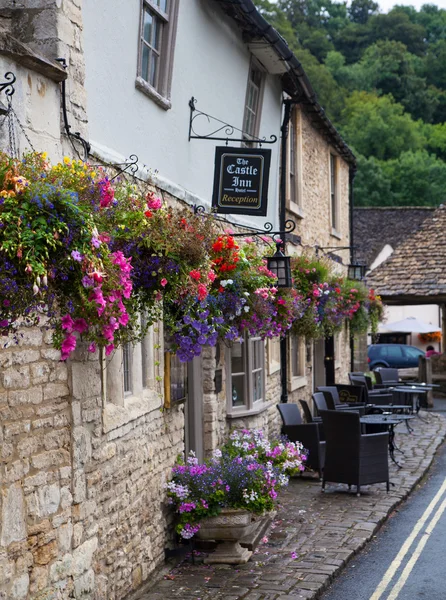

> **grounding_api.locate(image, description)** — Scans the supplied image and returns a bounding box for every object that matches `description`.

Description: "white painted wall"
[0,57,62,160]
[379,304,442,352]
[83,0,282,230]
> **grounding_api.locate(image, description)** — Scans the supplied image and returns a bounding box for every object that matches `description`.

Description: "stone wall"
[285,107,353,412]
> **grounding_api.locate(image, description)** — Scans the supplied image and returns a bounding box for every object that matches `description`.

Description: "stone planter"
[197,508,257,564]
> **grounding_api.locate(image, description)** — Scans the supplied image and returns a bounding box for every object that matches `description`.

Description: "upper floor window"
[288,334,306,391]
[330,153,338,232]
[137,0,179,110]
[287,107,303,215]
[242,61,265,146]
[227,336,266,415]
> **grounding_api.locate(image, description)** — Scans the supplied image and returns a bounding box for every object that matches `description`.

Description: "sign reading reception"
[212,146,271,216]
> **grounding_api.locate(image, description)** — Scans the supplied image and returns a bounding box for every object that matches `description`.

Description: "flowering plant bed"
[166,429,306,539]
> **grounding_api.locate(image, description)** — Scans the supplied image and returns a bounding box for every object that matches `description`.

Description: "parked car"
[367,344,425,370]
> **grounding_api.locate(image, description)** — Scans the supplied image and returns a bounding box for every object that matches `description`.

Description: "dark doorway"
[324,336,335,385]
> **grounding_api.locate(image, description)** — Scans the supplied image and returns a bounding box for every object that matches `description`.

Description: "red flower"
[189,270,201,281]
[144,210,153,218]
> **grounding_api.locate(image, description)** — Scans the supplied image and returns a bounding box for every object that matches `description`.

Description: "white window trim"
[226,337,271,418]
[329,151,341,238]
[287,107,304,218]
[288,335,307,392]
[135,0,179,110]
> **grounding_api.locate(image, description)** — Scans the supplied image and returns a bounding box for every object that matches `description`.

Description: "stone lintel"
[0,29,67,82]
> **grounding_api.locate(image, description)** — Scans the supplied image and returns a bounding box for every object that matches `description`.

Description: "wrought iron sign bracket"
[194,205,299,246]
[188,97,277,146]
[0,72,16,98]
[56,58,91,161]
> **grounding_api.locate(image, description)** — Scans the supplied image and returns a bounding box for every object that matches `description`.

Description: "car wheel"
[372,363,387,369]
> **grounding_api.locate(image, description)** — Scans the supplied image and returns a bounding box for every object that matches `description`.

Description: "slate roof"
[365,205,446,303]
[353,207,435,267]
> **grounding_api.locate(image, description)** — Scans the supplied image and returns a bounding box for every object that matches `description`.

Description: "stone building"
[0,1,355,599]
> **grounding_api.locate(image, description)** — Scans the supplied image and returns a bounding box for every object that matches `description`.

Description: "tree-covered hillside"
[254,0,446,207]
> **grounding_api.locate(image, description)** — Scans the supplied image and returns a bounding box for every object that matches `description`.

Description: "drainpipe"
[280,100,293,403]
[349,165,357,371]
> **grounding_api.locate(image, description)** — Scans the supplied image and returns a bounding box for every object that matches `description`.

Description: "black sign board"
[212,146,271,216]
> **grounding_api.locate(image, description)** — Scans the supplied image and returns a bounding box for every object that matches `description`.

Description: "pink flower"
[146,192,162,210]
[160,278,168,287]
[61,314,74,332]
[60,334,77,360]
[118,312,129,326]
[208,271,216,282]
[105,344,115,356]
[88,342,96,353]
[73,318,88,334]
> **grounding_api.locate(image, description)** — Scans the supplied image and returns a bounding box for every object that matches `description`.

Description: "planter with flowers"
[166,429,306,563]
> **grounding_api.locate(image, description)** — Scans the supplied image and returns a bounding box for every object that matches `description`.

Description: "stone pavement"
[135,411,446,600]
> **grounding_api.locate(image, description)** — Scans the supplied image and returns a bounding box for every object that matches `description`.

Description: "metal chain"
[7,97,17,157]
[9,102,35,154]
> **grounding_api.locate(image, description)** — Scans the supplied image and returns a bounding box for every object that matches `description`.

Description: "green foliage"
[253,0,446,207]
[340,91,424,160]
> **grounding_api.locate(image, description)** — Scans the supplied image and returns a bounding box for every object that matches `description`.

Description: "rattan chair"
[277,403,325,478]
[348,375,394,405]
[317,386,366,415]
[319,410,389,496]
[374,368,400,385]
[299,399,321,424]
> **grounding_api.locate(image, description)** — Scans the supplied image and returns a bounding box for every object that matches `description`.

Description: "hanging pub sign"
[212,146,271,216]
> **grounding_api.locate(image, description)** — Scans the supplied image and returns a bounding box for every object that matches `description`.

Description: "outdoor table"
[393,386,429,414]
[360,414,414,467]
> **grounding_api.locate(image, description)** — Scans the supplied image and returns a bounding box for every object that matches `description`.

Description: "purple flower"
[71,250,83,262]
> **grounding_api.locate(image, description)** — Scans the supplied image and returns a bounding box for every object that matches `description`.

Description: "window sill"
[331,228,342,240]
[288,375,307,392]
[227,401,272,419]
[288,201,304,219]
[103,389,162,434]
[135,76,171,111]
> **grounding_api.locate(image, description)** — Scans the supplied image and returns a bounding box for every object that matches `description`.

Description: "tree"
[384,150,446,206]
[340,91,424,160]
[353,153,394,207]
[348,0,379,25]
[368,10,427,56]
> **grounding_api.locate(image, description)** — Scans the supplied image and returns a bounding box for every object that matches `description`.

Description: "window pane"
[143,9,153,43]
[253,340,262,370]
[232,375,245,407]
[253,370,262,402]
[149,53,158,87]
[171,353,187,402]
[123,343,132,393]
[154,0,168,11]
[152,16,161,50]
[231,343,244,374]
[141,45,150,82]
[291,336,300,377]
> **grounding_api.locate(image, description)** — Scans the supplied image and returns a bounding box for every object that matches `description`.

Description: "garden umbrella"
[381,316,441,334]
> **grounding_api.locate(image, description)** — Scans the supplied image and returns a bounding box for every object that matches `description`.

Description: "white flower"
[244,306,250,312]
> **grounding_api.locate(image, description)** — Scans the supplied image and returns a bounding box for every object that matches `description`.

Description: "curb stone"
[134,411,446,600]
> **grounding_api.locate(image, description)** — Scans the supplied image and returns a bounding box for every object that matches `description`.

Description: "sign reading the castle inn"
[212,147,271,216]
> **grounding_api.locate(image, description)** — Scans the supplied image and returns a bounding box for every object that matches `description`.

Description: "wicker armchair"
[319,410,389,496]
[298,399,321,424]
[317,386,365,415]
[277,403,325,478]
[349,374,394,405]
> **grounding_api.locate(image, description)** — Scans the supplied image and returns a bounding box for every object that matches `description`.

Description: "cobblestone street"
[137,411,446,600]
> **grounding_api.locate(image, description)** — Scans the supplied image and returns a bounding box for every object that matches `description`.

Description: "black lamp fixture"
[348,262,367,281]
[267,241,292,288]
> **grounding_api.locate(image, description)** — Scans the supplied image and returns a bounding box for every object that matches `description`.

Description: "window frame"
[267,337,281,375]
[242,58,265,147]
[226,336,269,417]
[288,334,307,392]
[287,107,304,217]
[330,152,340,236]
[136,0,180,110]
